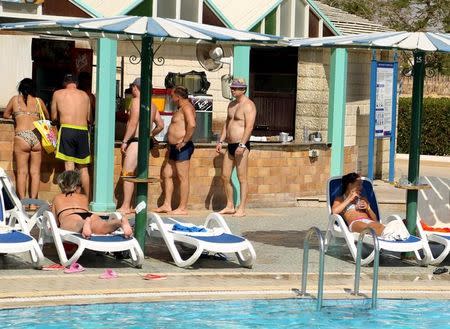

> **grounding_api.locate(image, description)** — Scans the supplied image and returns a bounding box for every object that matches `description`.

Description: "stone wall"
[0,120,357,208]
[296,48,391,179]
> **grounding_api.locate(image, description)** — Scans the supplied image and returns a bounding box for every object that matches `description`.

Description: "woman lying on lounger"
[331,172,385,236]
[52,170,133,238]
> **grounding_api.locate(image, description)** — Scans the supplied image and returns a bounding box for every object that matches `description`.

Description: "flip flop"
[64,262,86,274]
[99,269,118,279]
[143,273,167,281]
[433,267,448,275]
[42,264,65,271]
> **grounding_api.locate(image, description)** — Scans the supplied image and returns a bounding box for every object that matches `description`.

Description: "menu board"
[375,62,394,138]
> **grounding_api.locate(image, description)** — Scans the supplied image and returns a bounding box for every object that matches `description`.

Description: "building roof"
[204,0,282,30]
[315,1,391,35]
[69,0,144,18]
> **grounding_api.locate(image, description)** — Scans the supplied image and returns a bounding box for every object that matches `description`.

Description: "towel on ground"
[381,219,410,241]
[172,223,206,232]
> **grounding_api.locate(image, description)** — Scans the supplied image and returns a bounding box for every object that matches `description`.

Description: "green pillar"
[328,48,348,176]
[90,38,117,212]
[134,36,153,250]
[232,45,251,206]
[406,51,425,234]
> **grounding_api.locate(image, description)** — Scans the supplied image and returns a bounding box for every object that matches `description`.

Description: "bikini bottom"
[15,130,40,148]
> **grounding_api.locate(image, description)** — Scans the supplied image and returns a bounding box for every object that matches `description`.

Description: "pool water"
[1,298,449,328]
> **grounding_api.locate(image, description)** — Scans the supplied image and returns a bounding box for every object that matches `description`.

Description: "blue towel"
[172,223,206,232]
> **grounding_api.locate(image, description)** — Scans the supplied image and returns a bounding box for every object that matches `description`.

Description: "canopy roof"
[0,15,280,44]
[287,31,450,53]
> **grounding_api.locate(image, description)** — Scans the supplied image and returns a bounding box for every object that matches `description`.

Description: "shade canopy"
[0,15,280,44]
[287,31,450,53]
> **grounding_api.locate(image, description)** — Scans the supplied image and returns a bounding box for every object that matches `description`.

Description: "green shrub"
[397,97,450,156]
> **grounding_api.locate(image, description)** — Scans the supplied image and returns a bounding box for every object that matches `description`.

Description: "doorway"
[249,47,298,137]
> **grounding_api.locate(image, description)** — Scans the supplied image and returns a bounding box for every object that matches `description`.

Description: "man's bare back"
[52,86,91,126]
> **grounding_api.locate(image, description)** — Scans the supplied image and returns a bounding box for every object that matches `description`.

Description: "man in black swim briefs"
[215,78,256,217]
[154,86,196,215]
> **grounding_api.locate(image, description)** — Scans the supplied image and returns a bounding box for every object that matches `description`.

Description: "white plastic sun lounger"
[0,167,49,232]
[38,210,144,268]
[147,212,256,268]
[0,187,44,269]
[416,218,450,265]
[326,176,431,266]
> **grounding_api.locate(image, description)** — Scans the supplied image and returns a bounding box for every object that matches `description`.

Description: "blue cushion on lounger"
[379,235,421,243]
[188,233,245,244]
[73,234,132,242]
[0,231,33,243]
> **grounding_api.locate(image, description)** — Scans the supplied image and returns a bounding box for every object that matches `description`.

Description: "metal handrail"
[353,227,380,309]
[300,227,325,310]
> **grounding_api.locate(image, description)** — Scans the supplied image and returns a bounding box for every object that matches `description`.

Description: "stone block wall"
[296,48,391,178]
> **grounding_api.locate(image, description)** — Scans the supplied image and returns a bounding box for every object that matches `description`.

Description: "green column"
[328,48,348,176]
[232,45,251,206]
[134,36,153,250]
[90,38,117,212]
[406,51,426,234]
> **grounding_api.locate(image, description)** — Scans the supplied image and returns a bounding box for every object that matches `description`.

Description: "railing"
[299,227,325,310]
[352,227,380,309]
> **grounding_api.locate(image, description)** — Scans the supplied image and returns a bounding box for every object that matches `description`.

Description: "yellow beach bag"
[33,99,58,154]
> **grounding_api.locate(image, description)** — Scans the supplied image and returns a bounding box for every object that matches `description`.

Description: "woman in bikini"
[3,78,49,202]
[52,170,133,238]
[332,172,385,236]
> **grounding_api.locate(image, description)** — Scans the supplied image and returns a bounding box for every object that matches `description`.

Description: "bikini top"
[13,95,40,118]
[342,194,357,213]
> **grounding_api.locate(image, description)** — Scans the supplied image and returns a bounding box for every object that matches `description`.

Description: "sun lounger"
[0,167,49,232]
[0,186,44,269]
[416,220,450,265]
[147,212,256,268]
[38,210,144,268]
[325,176,431,266]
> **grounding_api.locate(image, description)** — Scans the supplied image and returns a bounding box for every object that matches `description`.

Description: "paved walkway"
[1,205,449,308]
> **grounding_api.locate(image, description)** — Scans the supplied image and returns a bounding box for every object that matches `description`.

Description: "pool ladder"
[299,227,380,310]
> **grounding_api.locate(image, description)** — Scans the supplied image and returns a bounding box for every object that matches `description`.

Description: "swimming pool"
[1,298,449,328]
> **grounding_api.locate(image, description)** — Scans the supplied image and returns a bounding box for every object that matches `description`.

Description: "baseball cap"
[230,78,247,88]
[131,77,141,87]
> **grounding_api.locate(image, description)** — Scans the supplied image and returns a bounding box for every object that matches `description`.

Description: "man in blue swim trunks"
[154,86,196,215]
[216,78,256,217]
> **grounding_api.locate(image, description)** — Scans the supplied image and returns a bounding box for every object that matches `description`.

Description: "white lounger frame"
[38,210,144,268]
[0,167,48,232]
[0,195,44,269]
[416,217,450,265]
[147,212,256,268]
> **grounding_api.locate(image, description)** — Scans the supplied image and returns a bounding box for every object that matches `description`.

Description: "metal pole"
[300,227,325,311]
[353,227,379,309]
[367,50,377,179]
[388,52,399,182]
[135,35,153,250]
[406,51,425,235]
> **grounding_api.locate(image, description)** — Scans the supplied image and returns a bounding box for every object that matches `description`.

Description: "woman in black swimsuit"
[52,170,133,238]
